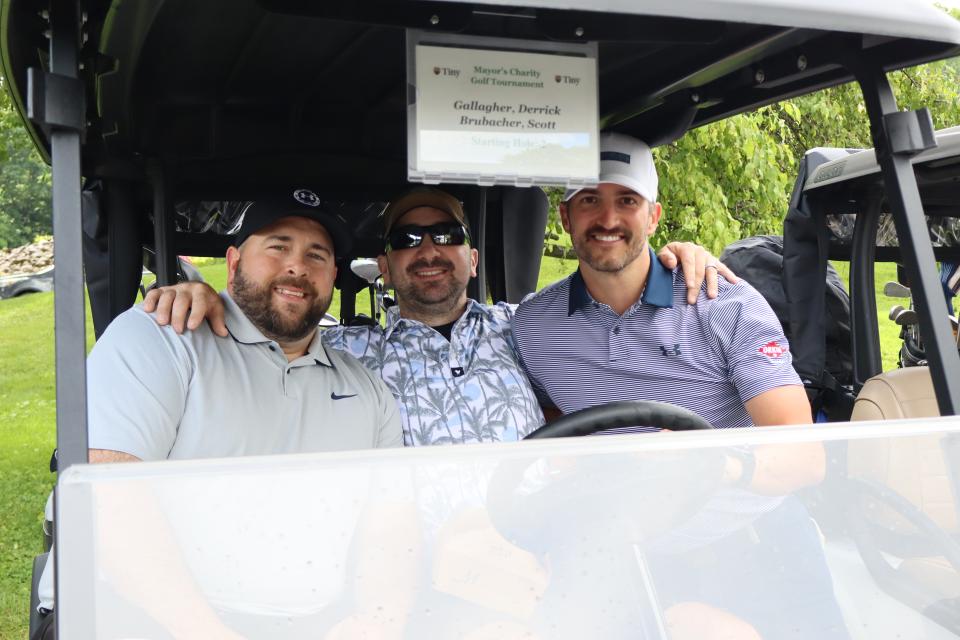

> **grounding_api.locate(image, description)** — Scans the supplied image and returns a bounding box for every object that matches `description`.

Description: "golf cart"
[3,0,960,637]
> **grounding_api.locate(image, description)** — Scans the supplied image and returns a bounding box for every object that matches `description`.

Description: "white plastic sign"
[408,33,599,187]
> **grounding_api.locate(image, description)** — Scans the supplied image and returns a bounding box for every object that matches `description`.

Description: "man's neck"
[276,331,316,362]
[397,296,470,327]
[579,248,651,315]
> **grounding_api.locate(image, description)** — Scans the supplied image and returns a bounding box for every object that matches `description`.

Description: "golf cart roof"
[804,126,960,196]
[2,0,960,196]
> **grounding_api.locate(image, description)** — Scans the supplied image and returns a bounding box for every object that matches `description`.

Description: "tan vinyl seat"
[850,366,940,421]
[849,366,959,602]
[849,367,953,530]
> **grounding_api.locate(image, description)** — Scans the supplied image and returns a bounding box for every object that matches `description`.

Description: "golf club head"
[889,305,905,321]
[884,281,912,298]
[350,258,381,284]
[895,309,919,326]
[948,264,960,296]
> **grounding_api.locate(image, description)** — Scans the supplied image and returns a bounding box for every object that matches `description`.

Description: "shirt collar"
[567,247,674,316]
[222,291,333,367]
[383,298,482,340]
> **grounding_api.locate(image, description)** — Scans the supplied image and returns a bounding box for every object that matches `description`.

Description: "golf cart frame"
[3,0,960,636]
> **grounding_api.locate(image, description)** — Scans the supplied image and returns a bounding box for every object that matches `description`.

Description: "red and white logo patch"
[758,341,787,358]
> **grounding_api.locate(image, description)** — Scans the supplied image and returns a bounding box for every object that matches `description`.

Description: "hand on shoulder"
[142,281,227,337]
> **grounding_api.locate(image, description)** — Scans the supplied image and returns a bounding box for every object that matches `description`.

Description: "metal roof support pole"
[465,186,487,305]
[849,191,883,386]
[854,65,960,415]
[147,160,178,286]
[39,0,89,470]
[26,0,88,633]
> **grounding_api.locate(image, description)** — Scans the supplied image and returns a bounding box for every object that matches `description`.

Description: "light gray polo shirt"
[87,292,403,459]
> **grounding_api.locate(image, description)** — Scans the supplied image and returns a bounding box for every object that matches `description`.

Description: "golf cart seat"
[849,367,954,531]
[848,368,960,627]
[851,367,939,422]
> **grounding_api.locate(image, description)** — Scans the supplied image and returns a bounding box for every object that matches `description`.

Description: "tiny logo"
[330,392,357,400]
[758,341,787,358]
[293,188,321,207]
[659,344,681,357]
[433,66,441,75]
[555,75,562,83]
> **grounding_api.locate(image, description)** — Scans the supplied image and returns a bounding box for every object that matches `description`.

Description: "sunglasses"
[386,222,470,251]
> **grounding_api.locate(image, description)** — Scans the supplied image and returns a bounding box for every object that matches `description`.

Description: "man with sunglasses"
[147,187,735,446]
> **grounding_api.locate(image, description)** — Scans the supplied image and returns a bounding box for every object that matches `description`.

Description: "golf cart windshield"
[4,0,960,638]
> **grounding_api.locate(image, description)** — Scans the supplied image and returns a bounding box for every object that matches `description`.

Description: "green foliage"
[654,56,960,254]
[0,78,52,249]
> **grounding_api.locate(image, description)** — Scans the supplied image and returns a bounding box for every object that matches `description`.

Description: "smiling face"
[378,206,478,324]
[226,215,337,345]
[560,183,662,275]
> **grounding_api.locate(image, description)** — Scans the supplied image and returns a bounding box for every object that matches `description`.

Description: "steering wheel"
[523,400,713,439]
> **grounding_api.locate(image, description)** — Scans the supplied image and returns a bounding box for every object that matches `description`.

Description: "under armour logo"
[659,344,681,357]
[293,188,321,207]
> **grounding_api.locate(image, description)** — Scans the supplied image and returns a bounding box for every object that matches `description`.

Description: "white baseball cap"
[564,132,658,204]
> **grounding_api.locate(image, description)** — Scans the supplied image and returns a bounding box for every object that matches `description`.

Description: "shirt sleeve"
[322,325,383,372]
[510,304,557,409]
[87,308,193,460]
[708,282,802,404]
[372,374,404,448]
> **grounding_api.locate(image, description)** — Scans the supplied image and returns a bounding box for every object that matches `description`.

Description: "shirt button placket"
[609,318,626,362]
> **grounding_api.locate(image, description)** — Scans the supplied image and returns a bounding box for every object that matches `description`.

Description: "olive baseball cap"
[382,187,469,235]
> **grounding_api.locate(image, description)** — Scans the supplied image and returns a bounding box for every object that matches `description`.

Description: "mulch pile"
[0,239,54,277]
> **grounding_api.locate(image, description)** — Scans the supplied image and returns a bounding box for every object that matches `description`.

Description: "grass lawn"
[0,254,905,638]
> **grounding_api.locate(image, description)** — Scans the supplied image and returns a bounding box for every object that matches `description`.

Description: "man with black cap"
[32,193,404,636]
[85,192,402,464]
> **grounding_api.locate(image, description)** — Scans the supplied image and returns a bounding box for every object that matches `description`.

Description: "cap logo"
[293,189,321,207]
[600,151,631,164]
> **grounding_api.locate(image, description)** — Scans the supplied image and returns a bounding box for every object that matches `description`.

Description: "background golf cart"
[722,126,960,422]
[0,266,53,299]
[3,0,960,637]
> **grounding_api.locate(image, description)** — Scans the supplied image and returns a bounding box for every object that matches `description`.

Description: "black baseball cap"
[234,189,353,258]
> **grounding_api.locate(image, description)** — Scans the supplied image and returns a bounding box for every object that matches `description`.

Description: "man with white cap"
[510,134,847,640]
[512,131,812,433]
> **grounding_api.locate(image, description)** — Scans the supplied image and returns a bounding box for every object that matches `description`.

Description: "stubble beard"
[393,256,466,319]
[573,225,648,273]
[231,262,332,343]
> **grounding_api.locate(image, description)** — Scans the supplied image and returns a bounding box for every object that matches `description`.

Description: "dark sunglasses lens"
[388,228,424,250]
[387,223,468,250]
[430,223,467,246]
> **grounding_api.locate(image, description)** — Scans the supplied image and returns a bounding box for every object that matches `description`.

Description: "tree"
[0,76,52,249]
[651,54,960,254]
[544,8,960,257]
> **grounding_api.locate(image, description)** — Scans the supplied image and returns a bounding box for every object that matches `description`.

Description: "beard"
[392,256,465,315]
[231,262,332,343]
[572,225,648,273]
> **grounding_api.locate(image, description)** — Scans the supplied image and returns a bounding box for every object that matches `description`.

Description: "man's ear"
[469,247,479,278]
[376,254,391,287]
[648,202,663,236]
[226,246,241,289]
[559,203,572,234]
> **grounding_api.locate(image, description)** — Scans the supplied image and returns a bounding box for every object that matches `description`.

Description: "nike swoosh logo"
[330,392,358,400]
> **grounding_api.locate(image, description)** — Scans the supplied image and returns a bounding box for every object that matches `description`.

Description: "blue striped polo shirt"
[512,249,801,431]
